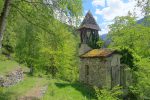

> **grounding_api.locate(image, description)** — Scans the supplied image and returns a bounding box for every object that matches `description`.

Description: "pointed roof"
[79,10,100,31]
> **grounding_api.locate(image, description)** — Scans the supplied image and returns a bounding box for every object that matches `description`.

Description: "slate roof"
[78,10,100,31]
[80,49,119,58]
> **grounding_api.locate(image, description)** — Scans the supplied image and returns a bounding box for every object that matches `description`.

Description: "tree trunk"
[0,0,12,49]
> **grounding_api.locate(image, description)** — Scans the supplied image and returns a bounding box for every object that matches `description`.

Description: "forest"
[0,0,150,100]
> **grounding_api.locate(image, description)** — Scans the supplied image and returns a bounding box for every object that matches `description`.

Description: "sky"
[82,0,144,35]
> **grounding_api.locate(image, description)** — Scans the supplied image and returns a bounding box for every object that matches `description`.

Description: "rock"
[0,67,24,87]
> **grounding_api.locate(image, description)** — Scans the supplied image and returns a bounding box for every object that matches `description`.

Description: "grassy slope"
[0,76,49,100]
[0,60,28,75]
[0,60,96,100]
[43,79,96,100]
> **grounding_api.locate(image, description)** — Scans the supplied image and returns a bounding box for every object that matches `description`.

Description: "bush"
[0,54,8,61]
[129,58,150,100]
[95,86,123,100]
[0,87,5,100]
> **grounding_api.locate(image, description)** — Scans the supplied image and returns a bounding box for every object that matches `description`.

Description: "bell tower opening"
[78,10,101,49]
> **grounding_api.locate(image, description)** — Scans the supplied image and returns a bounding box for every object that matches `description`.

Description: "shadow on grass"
[55,82,96,99]
[0,90,40,100]
[23,71,33,76]
[0,90,19,100]
[18,96,40,100]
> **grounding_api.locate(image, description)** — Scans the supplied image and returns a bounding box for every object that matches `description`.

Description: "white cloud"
[94,16,98,21]
[92,0,144,34]
[92,0,105,7]
[99,21,113,35]
[95,0,143,21]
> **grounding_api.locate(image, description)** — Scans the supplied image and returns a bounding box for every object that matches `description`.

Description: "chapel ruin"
[78,11,128,88]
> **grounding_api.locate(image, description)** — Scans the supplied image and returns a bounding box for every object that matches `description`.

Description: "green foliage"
[139,16,150,26]
[108,15,150,99]
[43,79,96,100]
[15,22,41,75]
[0,87,7,100]
[0,76,49,100]
[0,0,4,13]
[12,10,80,81]
[36,20,79,81]
[2,0,83,80]
[0,54,8,61]
[10,0,82,30]
[95,86,123,100]
[2,25,17,55]
[96,38,105,48]
[0,0,82,81]
[0,60,28,75]
[129,58,150,100]
[58,0,83,16]
[108,16,150,57]
[115,47,140,70]
[136,0,150,16]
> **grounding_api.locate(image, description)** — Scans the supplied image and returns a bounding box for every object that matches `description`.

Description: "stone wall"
[110,54,121,88]
[0,68,23,87]
[79,54,121,88]
[120,64,133,87]
[79,58,108,87]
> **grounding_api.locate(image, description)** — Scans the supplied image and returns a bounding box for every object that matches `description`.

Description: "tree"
[15,20,41,74]
[136,0,150,16]
[0,0,12,49]
[129,58,150,99]
[96,38,105,48]
[108,15,150,99]
[136,0,150,27]
[13,7,80,80]
[108,16,150,57]
[36,20,79,81]
[0,0,82,79]
[0,0,82,50]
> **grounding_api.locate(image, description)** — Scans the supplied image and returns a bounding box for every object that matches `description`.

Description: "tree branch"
[12,4,55,36]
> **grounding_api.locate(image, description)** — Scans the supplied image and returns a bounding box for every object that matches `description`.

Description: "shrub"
[95,86,123,100]
[0,54,8,61]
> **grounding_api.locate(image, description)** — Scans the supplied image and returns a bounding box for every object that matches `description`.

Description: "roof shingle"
[78,11,100,31]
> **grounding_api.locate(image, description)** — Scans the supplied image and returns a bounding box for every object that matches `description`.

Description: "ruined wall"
[79,54,121,88]
[110,54,121,88]
[120,64,133,87]
[79,58,110,87]
[0,68,23,87]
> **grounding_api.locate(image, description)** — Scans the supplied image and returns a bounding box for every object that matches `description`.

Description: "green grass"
[0,77,96,100]
[0,76,49,100]
[0,60,96,100]
[0,60,28,75]
[43,79,96,100]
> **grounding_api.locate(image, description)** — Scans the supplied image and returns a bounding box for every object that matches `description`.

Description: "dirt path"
[18,78,48,100]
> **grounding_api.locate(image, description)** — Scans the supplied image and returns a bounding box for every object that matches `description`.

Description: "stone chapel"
[78,11,124,88]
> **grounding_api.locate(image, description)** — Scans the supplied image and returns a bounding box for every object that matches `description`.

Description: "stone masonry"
[0,68,23,87]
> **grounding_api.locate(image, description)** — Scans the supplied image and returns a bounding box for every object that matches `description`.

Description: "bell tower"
[78,11,101,55]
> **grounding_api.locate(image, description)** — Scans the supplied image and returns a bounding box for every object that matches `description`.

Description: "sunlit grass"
[0,60,29,75]
[43,79,96,100]
[0,60,96,100]
[0,75,49,100]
